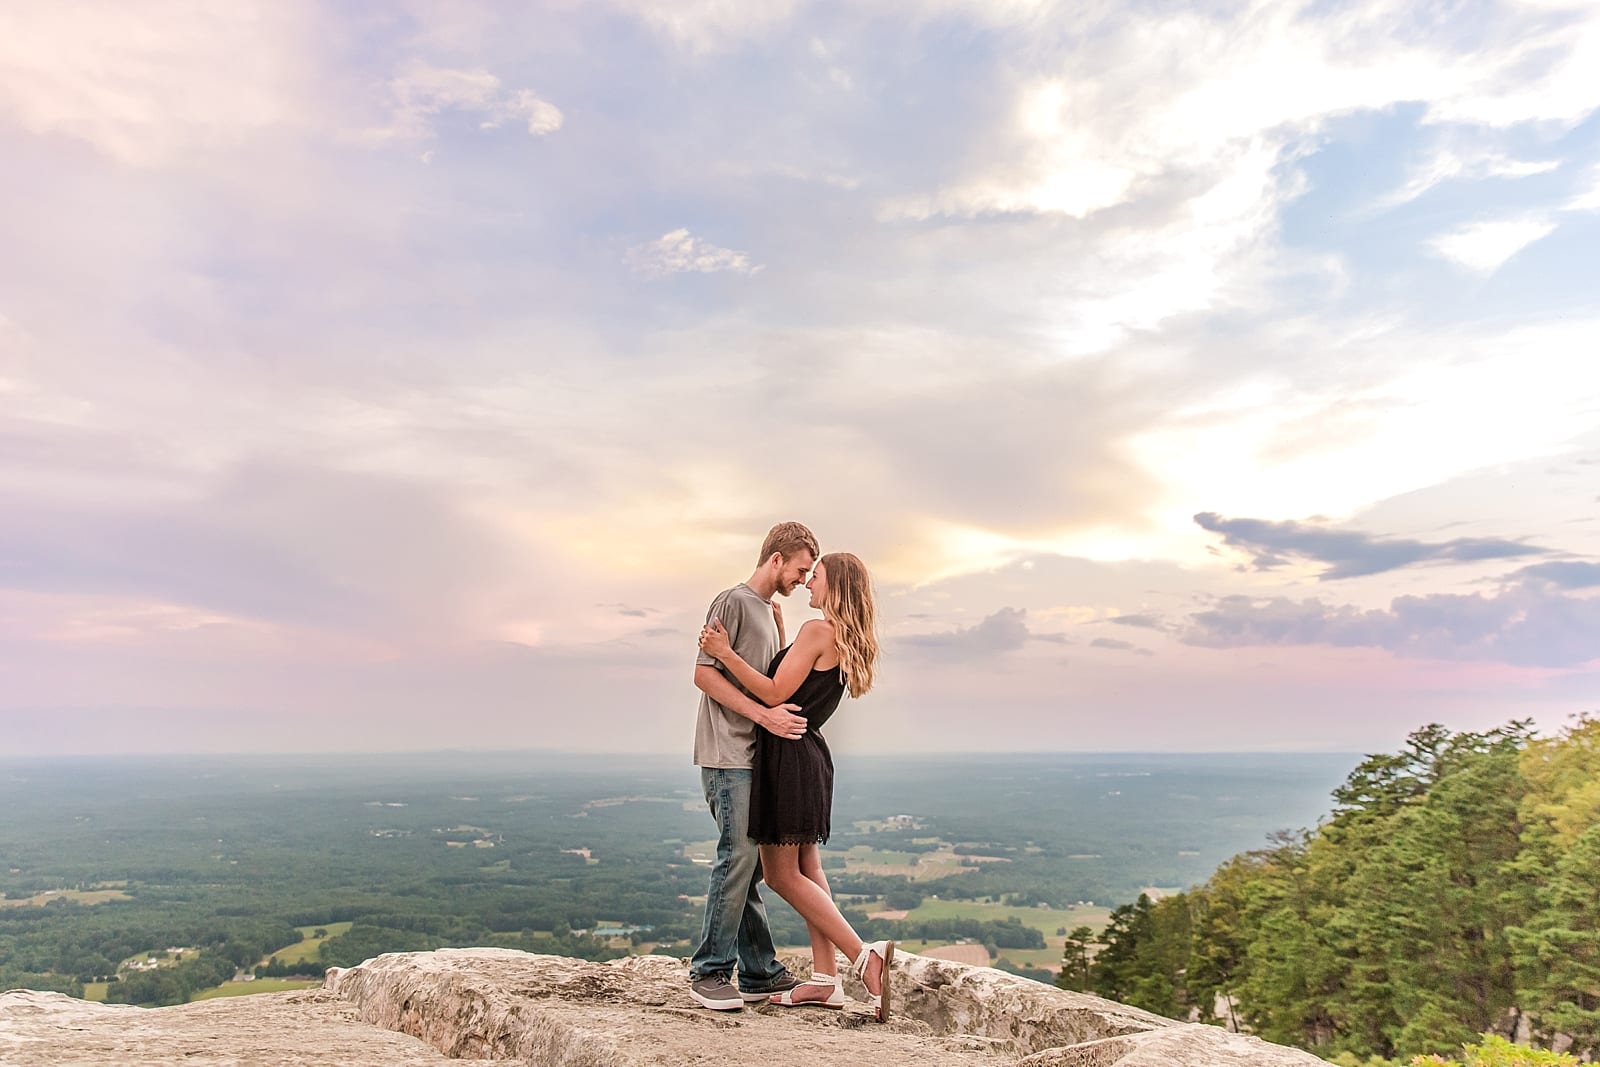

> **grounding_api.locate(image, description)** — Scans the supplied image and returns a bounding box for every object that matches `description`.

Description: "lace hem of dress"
[749,832,831,846]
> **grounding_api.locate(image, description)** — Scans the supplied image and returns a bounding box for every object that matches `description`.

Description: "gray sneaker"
[740,971,801,1003]
[689,974,744,1011]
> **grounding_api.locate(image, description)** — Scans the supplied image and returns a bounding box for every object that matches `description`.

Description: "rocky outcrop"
[324,948,1330,1065]
[0,949,1331,1066]
[0,986,449,1065]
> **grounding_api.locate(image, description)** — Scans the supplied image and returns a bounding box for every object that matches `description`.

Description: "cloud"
[899,607,1067,661]
[626,229,761,276]
[613,0,802,53]
[0,458,519,638]
[1181,581,1600,668]
[1374,147,1560,211]
[854,0,1600,348]
[1428,217,1557,273]
[0,3,316,167]
[1514,561,1600,590]
[1193,512,1547,579]
[380,62,562,141]
[1088,637,1155,656]
[4,1,1599,754]
[1565,167,1600,212]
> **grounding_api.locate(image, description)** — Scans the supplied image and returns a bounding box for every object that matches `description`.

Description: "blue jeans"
[688,767,785,987]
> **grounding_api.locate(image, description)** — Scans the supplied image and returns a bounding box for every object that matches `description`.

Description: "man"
[688,521,818,1011]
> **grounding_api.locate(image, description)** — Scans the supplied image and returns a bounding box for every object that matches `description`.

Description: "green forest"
[1057,718,1600,1063]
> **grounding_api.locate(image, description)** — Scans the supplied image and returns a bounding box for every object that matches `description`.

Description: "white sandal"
[850,940,895,1022]
[769,972,845,1009]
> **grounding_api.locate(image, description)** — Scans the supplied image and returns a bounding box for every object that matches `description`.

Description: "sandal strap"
[804,973,840,986]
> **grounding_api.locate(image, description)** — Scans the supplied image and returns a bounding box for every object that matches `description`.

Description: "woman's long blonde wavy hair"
[817,552,879,698]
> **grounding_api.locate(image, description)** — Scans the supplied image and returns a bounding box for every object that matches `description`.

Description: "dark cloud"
[1514,561,1600,589]
[898,607,1067,662]
[1181,580,1600,668]
[1109,613,1167,630]
[597,602,657,617]
[1193,512,1546,579]
[1089,637,1155,655]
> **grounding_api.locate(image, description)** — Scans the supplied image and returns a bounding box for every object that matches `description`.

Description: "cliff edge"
[1,948,1328,1065]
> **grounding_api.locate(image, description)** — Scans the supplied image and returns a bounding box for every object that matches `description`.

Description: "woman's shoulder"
[797,618,836,640]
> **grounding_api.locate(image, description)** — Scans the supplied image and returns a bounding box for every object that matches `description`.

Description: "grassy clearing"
[901,898,1112,938]
[996,947,1065,971]
[830,846,982,882]
[118,948,201,969]
[838,846,916,865]
[191,977,322,1000]
[259,921,354,967]
[83,982,108,1002]
[1,888,132,908]
[919,943,991,966]
[680,840,718,865]
[894,898,1112,975]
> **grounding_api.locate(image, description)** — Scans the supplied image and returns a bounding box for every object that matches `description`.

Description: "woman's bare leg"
[781,843,839,1003]
[761,844,884,999]
[798,844,836,969]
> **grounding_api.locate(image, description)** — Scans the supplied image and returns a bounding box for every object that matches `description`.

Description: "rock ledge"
[0,949,1330,1065]
[325,948,1327,1066]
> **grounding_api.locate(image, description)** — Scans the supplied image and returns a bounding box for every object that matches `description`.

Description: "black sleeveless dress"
[748,645,846,846]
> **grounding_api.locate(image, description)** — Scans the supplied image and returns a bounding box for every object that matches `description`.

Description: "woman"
[698,551,895,1021]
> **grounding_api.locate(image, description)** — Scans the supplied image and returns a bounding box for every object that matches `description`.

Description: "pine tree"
[1057,925,1095,993]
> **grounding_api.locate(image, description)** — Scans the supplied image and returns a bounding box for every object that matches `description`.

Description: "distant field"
[832,844,981,882]
[996,947,1066,972]
[192,977,322,1000]
[839,846,916,865]
[902,898,1112,938]
[1,888,131,908]
[83,982,108,1002]
[680,840,718,864]
[897,898,1111,975]
[260,922,354,967]
[919,943,991,966]
[787,896,1109,971]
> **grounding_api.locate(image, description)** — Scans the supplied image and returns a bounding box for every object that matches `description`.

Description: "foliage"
[105,950,236,1006]
[1075,720,1600,1063]
[1055,925,1094,993]
[1410,1033,1579,1067]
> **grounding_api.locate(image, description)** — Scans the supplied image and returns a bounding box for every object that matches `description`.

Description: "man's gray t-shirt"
[693,583,781,769]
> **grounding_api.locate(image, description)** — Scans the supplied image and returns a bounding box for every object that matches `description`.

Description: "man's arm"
[694,665,806,739]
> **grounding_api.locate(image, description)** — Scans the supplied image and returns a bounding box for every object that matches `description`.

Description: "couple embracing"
[687,522,895,1022]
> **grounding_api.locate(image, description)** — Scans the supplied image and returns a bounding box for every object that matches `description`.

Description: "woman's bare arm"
[700,619,832,706]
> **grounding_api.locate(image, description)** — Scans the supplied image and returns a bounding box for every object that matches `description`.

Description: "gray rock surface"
[1015,1024,1332,1066]
[0,949,1331,1065]
[0,986,449,1065]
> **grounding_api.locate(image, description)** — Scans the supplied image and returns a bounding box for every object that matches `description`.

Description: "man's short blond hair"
[758,521,819,565]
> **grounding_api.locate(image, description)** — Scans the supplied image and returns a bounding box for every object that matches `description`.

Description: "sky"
[1,0,1597,758]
